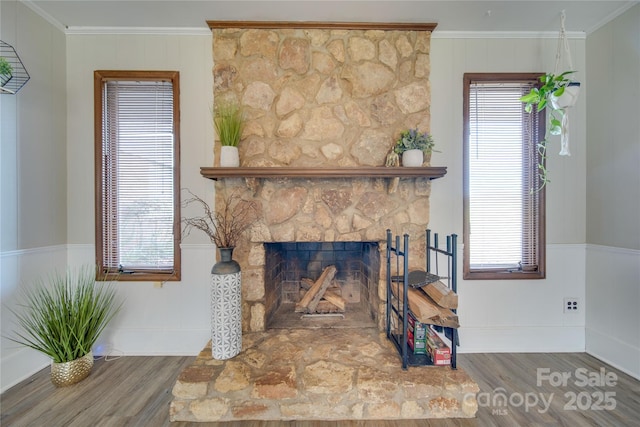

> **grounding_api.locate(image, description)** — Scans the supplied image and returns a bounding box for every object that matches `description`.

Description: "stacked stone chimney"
[212,25,434,331]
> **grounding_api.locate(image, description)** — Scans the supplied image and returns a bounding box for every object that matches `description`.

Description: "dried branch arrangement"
[182,189,259,248]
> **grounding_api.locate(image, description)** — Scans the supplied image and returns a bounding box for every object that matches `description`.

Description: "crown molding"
[64,26,212,36]
[431,31,586,40]
[63,28,586,39]
[17,0,590,40]
[585,1,638,34]
[21,1,210,36]
[21,0,67,33]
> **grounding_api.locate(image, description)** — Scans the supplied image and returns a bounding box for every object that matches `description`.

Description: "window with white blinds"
[463,74,546,280]
[94,71,181,281]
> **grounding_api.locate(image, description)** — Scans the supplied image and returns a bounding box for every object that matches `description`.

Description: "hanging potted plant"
[392,128,436,167]
[213,99,245,167]
[520,11,582,187]
[520,70,580,186]
[7,266,122,387]
[182,189,259,359]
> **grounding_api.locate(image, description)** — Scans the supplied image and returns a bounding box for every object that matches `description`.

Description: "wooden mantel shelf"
[200,166,447,180]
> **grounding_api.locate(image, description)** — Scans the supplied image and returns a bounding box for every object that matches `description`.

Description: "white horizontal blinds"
[468,81,540,270]
[521,88,542,271]
[102,80,175,272]
[102,84,119,271]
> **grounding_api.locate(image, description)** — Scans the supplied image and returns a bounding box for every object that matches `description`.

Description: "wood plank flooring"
[1,352,638,426]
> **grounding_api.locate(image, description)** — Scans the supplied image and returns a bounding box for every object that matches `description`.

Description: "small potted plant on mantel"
[392,128,436,167]
[213,99,245,167]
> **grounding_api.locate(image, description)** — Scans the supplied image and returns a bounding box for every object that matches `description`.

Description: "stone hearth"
[170,328,479,422]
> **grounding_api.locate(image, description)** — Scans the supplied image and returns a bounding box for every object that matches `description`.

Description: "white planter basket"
[550,82,581,110]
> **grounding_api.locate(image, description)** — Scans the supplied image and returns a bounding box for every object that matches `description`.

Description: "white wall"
[585,4,640,379]
[1,1,68,392]
[429,36,587,352]
[1,2,67,251]
[65,32,216,359]
[65,33,590,360]
[1,15,218,390]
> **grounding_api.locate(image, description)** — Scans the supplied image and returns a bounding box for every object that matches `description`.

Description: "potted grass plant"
[7,266,122,386]
[213,99,245,167]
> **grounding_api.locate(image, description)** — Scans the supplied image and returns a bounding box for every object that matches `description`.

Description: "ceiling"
[25,0,638,35]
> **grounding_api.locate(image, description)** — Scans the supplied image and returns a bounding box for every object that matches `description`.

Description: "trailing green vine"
[520,71,576,188]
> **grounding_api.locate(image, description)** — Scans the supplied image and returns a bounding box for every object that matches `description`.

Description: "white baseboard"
[585,244,640,380]
[1,347,50,394]
[459,326,585,353]
[586,328,640,380]
[97,328,210,356]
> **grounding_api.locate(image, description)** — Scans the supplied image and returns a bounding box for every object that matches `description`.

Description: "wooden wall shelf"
[200,166,447,180]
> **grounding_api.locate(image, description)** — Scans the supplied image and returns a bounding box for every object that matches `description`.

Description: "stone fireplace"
[169,22,481,423]
[211,23,436,332]
[217,176,431,332]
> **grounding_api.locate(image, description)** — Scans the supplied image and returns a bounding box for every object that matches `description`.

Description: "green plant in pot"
[213,99,245,167]
[520,71,580,187]
[392,128,436,167]
[7,266,122,387]
[0,57,13,87]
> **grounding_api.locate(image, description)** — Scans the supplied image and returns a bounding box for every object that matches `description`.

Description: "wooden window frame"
[94,70,181,281]
[463,73,546,280]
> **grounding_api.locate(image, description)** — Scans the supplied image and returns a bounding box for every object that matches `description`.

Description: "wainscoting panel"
[586,244,640,379]
[1,245,67,392]
[1,244,216,392]
[458,244,586,353]
[68,243,214,357]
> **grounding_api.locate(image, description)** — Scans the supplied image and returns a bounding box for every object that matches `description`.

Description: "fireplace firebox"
[264,242,380,329]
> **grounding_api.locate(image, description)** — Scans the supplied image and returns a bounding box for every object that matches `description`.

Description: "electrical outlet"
[564,298,579,313]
